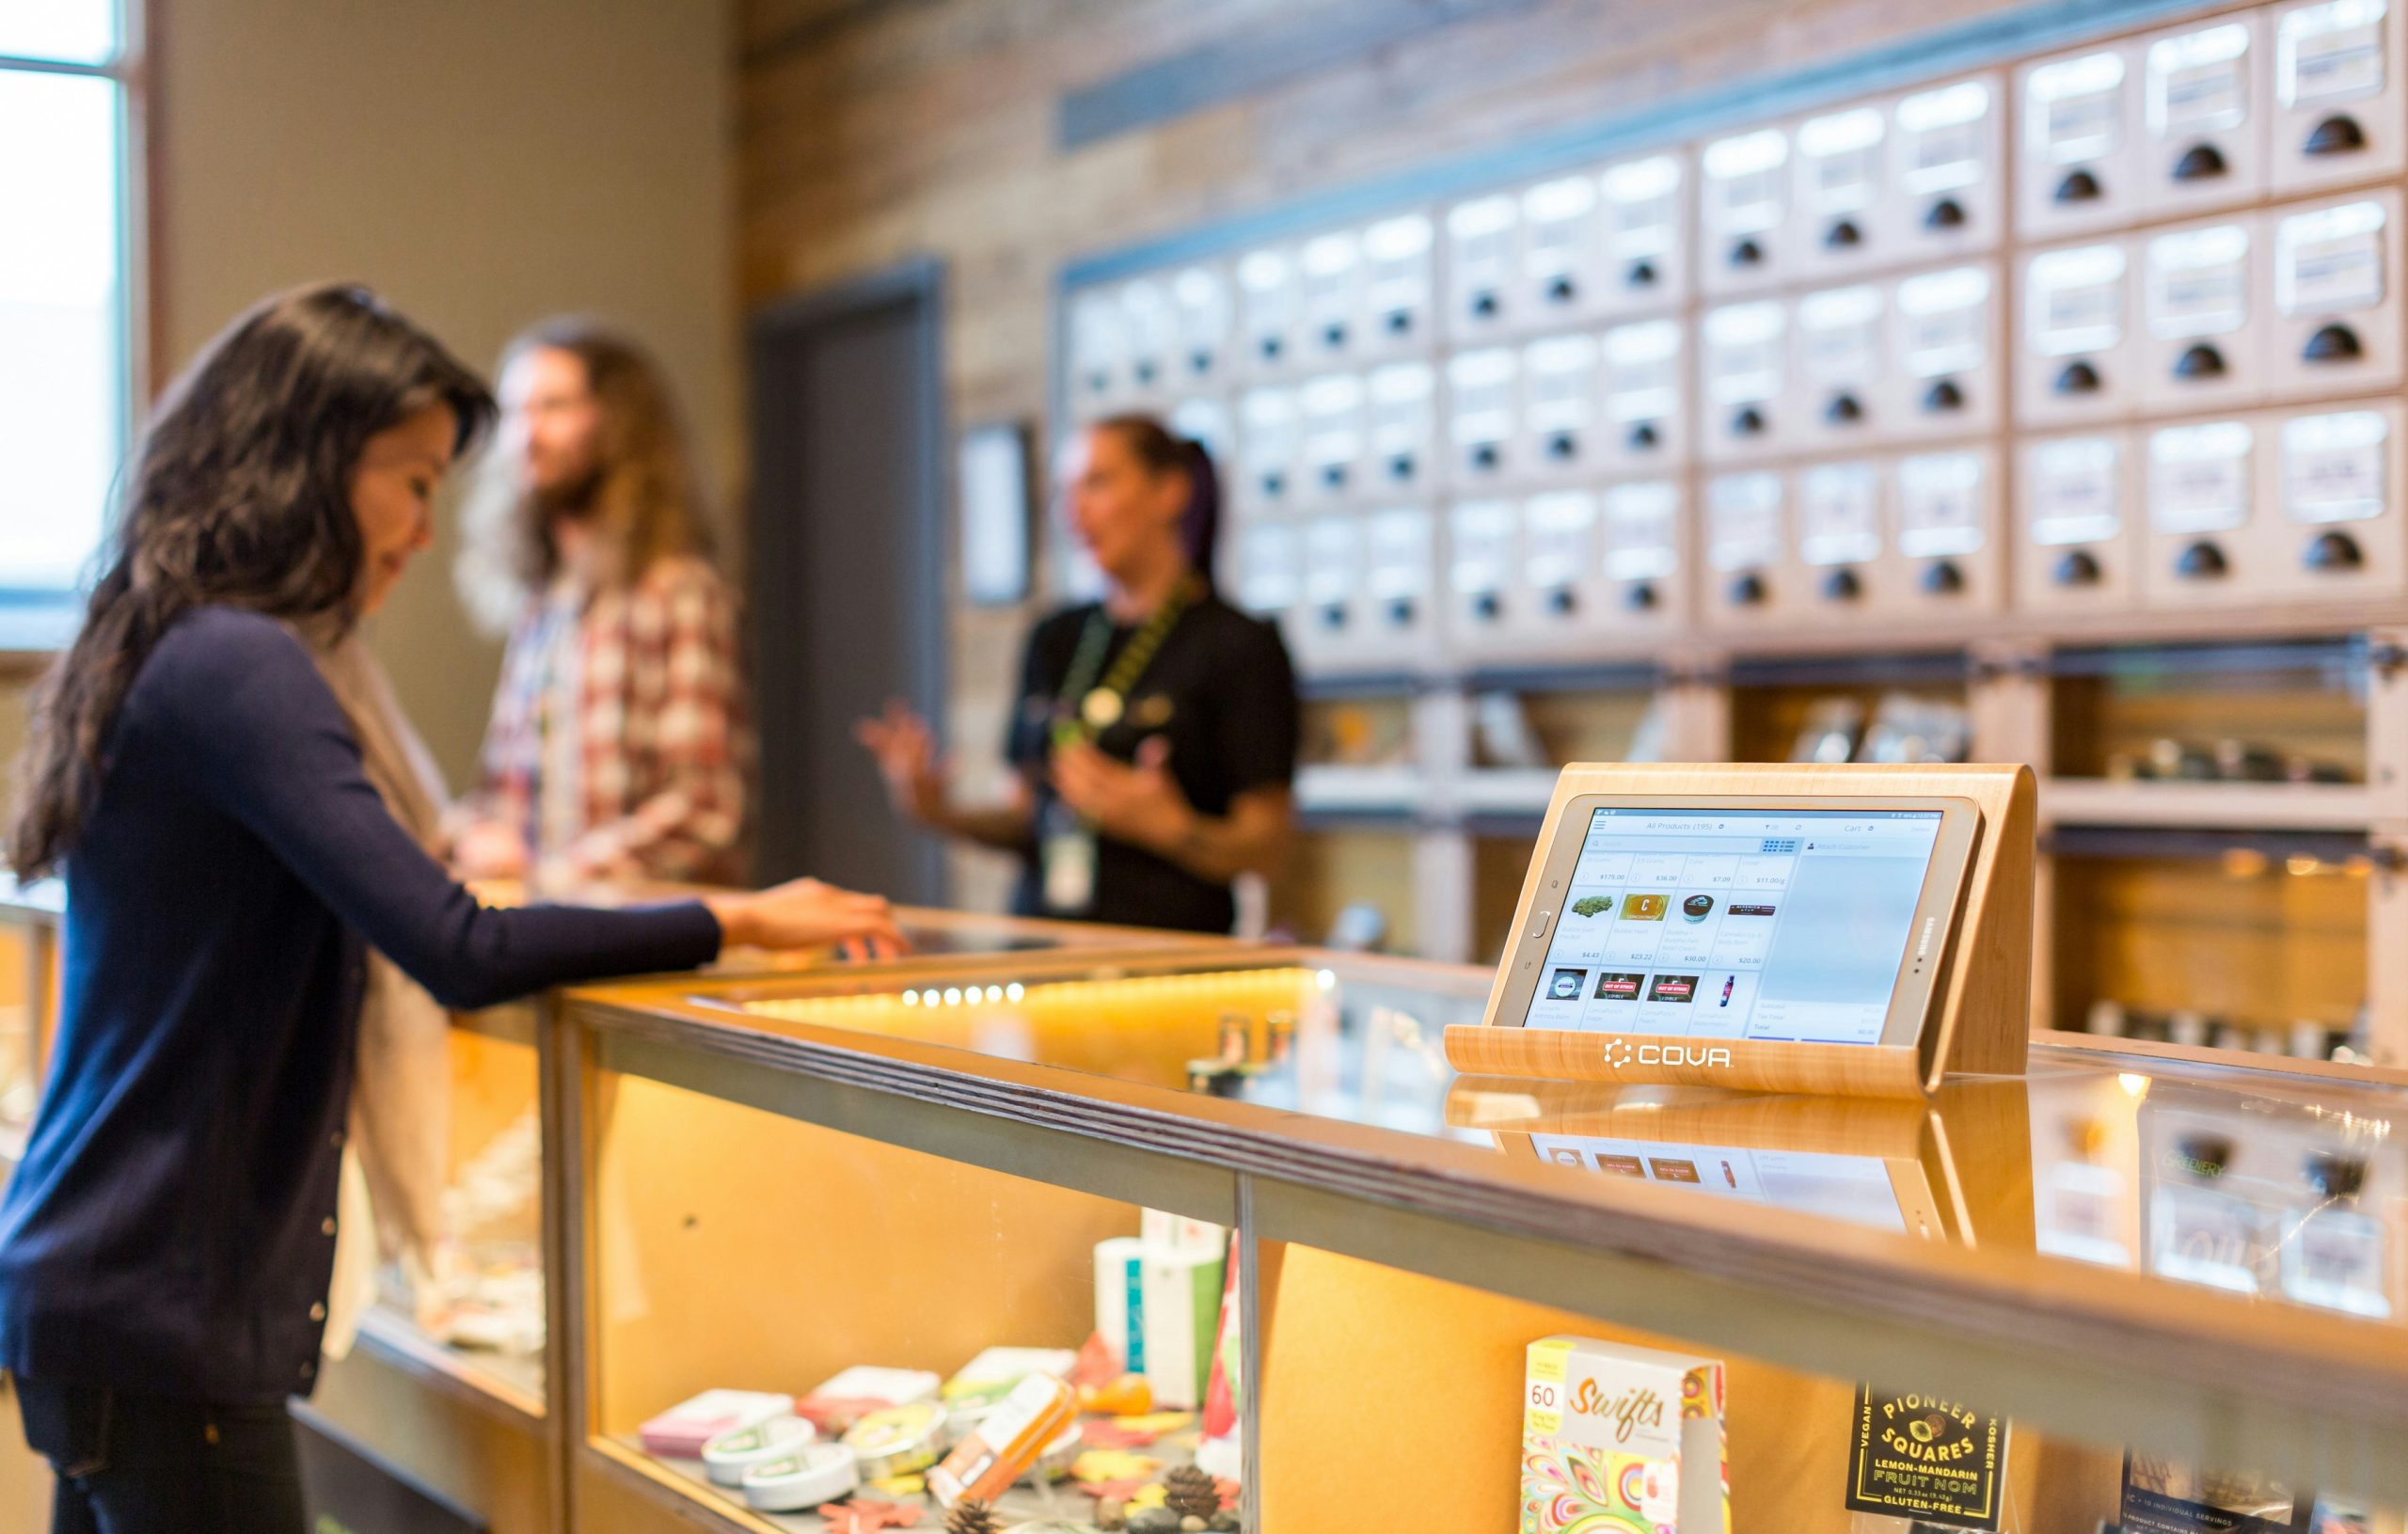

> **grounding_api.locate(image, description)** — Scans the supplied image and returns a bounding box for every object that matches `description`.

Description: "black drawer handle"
[1321,604,1348,630]
[1824,218,1862,249]
[1471,443,1500,471]
[2174,540,2228,579]
[1733,405,1767,436]
[1547,431,1579,461]
[2171,143,2226,181]
[2053,359,2102,395]
[1923,378,1965,413]
[1192,349,1215,377]
[2053,167,2102,203]
[1625,259,1658,289]
[1470,291,1500,319]
[1627,421,1660,451]
[1825,392,1863,425]
[1323,322,1348,349]
[2304,324,2363,363]
[1472,592,1502,622]
[1624,581,1658,611]
[1728,572,1768,606]
[1730,237,1766,268]
[1821,567,1862,602]
[2052,549,2102,587]
[2305,114,2368,157]
[1921,559,1965,595]
[1546,275,1578,305]
[1389,452,1416,482]
[1925,198,1966,230]
[1386,308,1414,336]
[1261,472,1286,497]
[1086,371,1110,395]
[1134,360,1158,386]
[1259,335,1283,361]
[1386,597,1415,625]
[1322,463,1348,489]
[2305,530,2365,572]
[1545,587,1577,616]
[2173,342,2225,379]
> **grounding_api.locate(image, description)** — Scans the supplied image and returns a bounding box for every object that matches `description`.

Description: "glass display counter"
[562,950,2408,1534]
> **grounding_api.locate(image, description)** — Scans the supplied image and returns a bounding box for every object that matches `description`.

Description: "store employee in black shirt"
[858,415,1299,933]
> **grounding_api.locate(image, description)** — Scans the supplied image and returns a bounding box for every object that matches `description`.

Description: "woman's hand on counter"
[702,879,907,957]
[853,701,953,825]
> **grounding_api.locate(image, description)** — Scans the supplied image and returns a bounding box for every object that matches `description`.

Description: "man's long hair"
[455,319,712,630]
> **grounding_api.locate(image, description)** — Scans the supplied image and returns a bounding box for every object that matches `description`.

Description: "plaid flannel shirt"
[469,555,751,885]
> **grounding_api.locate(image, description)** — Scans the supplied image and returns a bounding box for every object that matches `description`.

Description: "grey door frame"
[746,255,948,902]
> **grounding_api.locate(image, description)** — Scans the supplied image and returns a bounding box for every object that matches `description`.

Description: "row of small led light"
[901,983,1028,1007]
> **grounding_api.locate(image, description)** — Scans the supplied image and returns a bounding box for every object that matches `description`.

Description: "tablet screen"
[1521,807,1946,1046]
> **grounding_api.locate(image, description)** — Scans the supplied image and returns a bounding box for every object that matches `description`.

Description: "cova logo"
[1602,1038,1734,1070]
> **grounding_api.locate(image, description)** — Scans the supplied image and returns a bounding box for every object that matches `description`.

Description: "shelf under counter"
[351,1304,547,1427]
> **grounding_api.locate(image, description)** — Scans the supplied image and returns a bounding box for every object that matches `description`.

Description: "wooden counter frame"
[1442,763,2038,1097]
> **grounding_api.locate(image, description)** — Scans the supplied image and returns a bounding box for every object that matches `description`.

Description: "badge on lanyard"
[1039,799,1098,914]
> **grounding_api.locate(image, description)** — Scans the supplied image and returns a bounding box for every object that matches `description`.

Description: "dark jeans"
[13,1377,305,1534]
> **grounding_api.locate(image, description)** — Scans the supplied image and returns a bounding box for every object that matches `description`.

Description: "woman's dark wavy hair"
[1095,414,1222,581]
[8,282,495,878]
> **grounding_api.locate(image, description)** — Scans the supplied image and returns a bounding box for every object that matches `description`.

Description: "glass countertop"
[664,950,2408,1341]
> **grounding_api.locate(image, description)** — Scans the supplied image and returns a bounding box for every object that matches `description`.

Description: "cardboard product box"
[1521,1336,1729,1533]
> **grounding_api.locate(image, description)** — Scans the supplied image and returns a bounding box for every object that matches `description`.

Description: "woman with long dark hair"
[2,284,899,1533]
[856,415,1300,935]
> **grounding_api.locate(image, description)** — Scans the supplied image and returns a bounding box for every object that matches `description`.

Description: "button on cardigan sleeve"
[134,611,722,1011]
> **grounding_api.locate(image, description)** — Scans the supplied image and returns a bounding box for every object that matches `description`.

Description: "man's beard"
[532,459,605,523]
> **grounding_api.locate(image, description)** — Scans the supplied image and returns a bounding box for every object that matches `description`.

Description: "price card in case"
[1366,509,1434,601]
[1703,128,1787,232]
[2028,52,2127,165]
[1524,492,1599,590]
[2147,226,2251,339]
[1605,321,1683,421]
[1896,79,1989,194]
[1367,363,1434,456]
[1524,335,1601,435]
[2148,422,2254,534]
[2150,1181,2268,1294]
[1237,248,1298,341]
[2029,245,2127,355]
[1706,472,1784,571]
[1236,525,1301,615]
[1798,462,1883,565]
[1446,196,1518,291]
[2276,201,2387,315]
[1301,517,1364,609]
[1897,267,1990,378]
[1448,348,1518,444]
[2280,1205,2391,1319]
[1601,155,1681,260]
[2284,411,2391,524]
[2279,0,2389,106]
[1798,106,1885,214]
[2148,23,2251,134]
[1604,482,1681,580]
[1703,302,1785,404]
[1797,286,1883,387]
[1450,501,1519,594]
[1523,177,1596,284]
[1897,452,1988,558]
[1362,214,1434,317]
[2028,437,2125,546]
[1299,374,1365,474]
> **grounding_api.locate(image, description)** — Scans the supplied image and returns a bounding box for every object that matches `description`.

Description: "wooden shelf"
[1293,763,1423,816]
[2039,778,2383,833]
[1454,767,1559,818]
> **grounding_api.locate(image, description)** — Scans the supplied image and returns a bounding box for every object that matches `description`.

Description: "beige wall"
[145,0,737,786]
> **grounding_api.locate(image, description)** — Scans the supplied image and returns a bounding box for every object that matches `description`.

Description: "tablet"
[1492,795,1982,1052]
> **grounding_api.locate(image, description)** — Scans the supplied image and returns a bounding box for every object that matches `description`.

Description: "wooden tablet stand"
[1440,763,2036,1099]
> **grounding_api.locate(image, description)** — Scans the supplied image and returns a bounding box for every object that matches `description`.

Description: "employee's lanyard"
[1052,575,1200,751]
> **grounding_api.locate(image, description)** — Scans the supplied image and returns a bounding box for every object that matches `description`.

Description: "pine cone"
[1163,1464,1222,1519]
[943,1498,1001,1534]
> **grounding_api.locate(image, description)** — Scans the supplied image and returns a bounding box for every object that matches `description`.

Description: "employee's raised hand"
[704,878,908,957]
[452,819,531,880]
[1051,735,1194,851]
[852,700,950,825]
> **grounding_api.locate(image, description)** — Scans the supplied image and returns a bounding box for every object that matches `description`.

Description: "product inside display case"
[1729,662,1974,767]
[2048,831,2372,1060]
[569,952,2408,1533]
[2048,642,2369,788]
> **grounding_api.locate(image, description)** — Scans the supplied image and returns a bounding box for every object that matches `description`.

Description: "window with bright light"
[1,4,134,646]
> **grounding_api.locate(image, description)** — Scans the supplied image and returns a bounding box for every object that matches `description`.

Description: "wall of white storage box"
[1063,0,2408,682]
